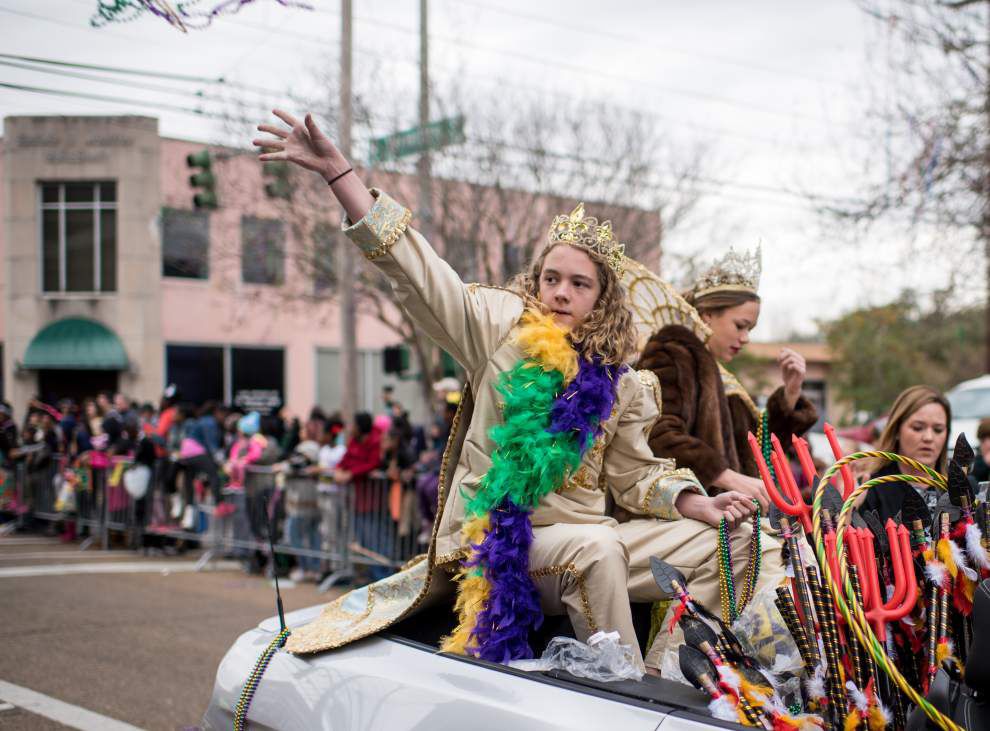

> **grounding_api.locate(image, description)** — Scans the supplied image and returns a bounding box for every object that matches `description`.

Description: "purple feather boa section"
[466,498,542,662]
[548,358,624,453]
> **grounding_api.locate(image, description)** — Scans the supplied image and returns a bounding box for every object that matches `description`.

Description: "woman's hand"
[713,469,769,512]
[675,491,758,529]
[778,347,807,408]
[253,109,349,182]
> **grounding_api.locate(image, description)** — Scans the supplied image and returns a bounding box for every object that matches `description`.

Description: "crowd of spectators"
[0,381,460,584]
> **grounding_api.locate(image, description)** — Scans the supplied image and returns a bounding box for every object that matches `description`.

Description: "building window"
[40,181,117,293]
[161,208,210,279]
[241,216,284,285]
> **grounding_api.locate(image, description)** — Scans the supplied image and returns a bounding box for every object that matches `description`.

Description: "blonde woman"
[860,385,950,526]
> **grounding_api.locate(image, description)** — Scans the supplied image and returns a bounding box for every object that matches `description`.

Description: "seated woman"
[252,110,781,672]
[860,385,950,528]
[635,248,818,504]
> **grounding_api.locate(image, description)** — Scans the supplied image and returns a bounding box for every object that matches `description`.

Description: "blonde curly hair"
[513,243,638,366]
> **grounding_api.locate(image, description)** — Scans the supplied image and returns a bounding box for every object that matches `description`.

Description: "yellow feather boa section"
[441,515,491,655]
[513,308,578,385]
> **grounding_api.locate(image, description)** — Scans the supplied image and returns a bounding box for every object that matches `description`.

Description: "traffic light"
[263,161,293,200]
[383,345,409,374]
[186,149,218,210]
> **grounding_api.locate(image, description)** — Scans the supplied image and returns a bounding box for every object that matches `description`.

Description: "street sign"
[369,115,465,165]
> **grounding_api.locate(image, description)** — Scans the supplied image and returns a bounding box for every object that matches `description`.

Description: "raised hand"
[252,109,374,222]
[777,347,806,406]
[252,109,349,182]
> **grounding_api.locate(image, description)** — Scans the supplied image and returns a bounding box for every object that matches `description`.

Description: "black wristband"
[326,167,353,187]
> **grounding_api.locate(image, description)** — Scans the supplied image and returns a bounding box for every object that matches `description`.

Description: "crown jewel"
[692,244,762,298]
[547,203,626,274]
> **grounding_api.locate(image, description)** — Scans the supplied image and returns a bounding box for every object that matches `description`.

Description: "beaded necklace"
[755,410,775,484]
[717,504,762,624]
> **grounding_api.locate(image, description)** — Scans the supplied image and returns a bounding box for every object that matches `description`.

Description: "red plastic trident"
[846,520,917,642]
[823,423,856,500]
[747,431,814,534]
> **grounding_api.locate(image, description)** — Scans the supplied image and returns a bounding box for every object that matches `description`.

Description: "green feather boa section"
[464,361,584,518]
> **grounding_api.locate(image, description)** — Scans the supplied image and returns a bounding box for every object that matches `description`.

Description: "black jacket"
[860,461,936,533]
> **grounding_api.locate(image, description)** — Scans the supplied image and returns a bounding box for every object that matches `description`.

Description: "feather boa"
[924,559,949,591]
[709,694,743,723]
[441,308,622,661]
[964,519,990,572]
[804,663,828,707]
[936,535,959,582]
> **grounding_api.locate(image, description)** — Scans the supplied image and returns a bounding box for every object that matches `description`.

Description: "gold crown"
[692,244,761,298]
[547,203,626,274]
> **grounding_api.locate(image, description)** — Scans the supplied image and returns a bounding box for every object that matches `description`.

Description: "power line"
[374,137,855,212]
[2,10,831,151]
[443,0,858,90]
[463,136,857,206]
[0,80,256,124]
[0,51,285,98]
[0,51,216,84]
[349,13,854,128]
[0,58,220,104]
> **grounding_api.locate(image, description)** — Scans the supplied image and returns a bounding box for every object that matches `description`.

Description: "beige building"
[1,116,164,414]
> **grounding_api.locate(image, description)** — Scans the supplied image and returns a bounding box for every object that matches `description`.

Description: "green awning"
[22,318,128,370]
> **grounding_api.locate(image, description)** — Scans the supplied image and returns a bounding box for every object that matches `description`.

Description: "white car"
[202,601,732,731]
[947,375,990,452]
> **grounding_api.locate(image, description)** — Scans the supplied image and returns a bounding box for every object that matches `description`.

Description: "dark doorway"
[37,369,119,405]
[165,345,224,406]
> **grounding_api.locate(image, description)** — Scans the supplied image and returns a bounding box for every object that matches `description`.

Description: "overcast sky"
[0,0,960,340]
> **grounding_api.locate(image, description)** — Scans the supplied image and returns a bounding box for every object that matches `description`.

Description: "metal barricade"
[10,448,432,588]
[341,473,422,572]
[29,460,62,522]
[75,459,107,549]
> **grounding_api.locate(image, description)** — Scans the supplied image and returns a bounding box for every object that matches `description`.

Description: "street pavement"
[0,531,344,730]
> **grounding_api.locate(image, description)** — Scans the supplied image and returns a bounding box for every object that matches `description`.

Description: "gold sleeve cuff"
[342,188,412,260]
[641,467,705,520]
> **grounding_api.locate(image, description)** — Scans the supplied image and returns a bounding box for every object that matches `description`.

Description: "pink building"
[1,115,662,423]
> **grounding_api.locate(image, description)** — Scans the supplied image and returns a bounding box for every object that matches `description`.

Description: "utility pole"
[338,0,358,420]
[417,0,435,395]
[418,0,432,242]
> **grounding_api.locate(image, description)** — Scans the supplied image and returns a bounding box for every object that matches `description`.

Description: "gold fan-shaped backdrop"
[620,256,712,351]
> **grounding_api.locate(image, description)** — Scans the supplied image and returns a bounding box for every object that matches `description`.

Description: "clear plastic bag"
[507,631,644,682]
[732,584,804,676]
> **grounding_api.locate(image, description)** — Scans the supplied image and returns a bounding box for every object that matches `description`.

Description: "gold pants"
[529,518,784,670]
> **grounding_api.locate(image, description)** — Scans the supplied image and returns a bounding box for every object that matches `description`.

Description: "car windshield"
[948,387,990,419]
